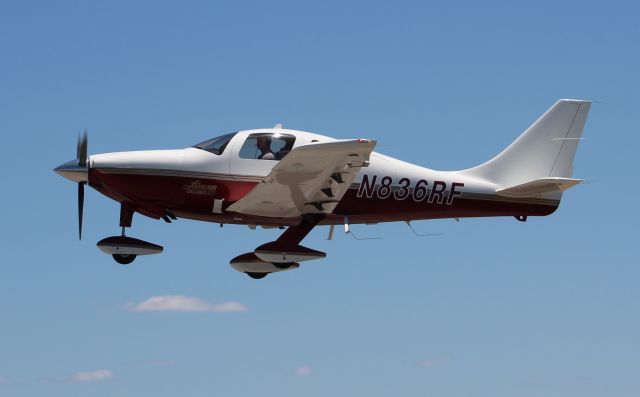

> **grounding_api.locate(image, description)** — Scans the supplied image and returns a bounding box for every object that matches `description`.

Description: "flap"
[227,139,376,217]
[496,177,583,198]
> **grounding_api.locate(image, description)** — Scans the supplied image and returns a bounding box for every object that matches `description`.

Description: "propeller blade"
[77,129,88,167]
[78,182,85,240]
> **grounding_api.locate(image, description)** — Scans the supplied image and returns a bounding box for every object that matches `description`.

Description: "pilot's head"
[257,136,272,152]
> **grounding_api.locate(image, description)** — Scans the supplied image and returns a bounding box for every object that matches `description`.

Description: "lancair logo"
[183,180,217,196]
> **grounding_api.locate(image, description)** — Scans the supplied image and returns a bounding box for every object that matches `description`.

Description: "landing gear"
[273,262,295,270]
[109,226,137,264]
[97,234,162,263]
[230,216,323,278]
[113,253,136,265]
[96,204,164,264]
[246,272,268,279]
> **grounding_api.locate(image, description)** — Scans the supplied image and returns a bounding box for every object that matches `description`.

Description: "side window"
[239,133,296,160]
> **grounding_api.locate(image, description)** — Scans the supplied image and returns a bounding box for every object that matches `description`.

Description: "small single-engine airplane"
[54,99,591,279]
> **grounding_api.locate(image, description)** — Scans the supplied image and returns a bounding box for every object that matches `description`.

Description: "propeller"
[77,130,88,239]
[53,129,91,240]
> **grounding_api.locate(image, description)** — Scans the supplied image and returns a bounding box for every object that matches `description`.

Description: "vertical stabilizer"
[462,99,591,188]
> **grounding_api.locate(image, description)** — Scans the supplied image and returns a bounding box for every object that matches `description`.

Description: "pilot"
[257,136,275,160]
[276,139,294,160]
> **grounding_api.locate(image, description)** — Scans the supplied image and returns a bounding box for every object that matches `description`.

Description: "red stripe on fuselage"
[89,168,258,218]
[89,169,559,225]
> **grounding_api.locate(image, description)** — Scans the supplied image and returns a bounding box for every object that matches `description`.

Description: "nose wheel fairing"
[96,236,164,256]
[95,203,164,265]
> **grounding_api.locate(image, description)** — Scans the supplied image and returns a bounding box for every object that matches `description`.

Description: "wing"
[227,139,376,217]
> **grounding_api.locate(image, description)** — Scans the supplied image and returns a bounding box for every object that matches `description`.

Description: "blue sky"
[1,1,639,396]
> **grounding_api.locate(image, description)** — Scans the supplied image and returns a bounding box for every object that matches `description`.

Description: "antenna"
[327,225,335,240]
[405,221,443,237]
[344,216,381,240]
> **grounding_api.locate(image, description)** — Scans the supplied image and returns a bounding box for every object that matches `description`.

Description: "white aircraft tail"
[462,99,591,194]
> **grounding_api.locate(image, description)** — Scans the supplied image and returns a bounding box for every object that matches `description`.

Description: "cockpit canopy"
[239,133,296,160]
[193,131,297,161]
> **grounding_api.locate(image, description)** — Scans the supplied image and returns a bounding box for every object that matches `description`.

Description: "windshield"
[193,132,237,155]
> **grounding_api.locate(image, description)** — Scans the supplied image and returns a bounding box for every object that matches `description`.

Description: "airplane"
[54,99,591,279]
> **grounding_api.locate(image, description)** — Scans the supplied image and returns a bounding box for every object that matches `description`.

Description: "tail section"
[463,99,591,190]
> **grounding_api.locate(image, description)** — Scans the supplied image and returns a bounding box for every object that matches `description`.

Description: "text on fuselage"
[355,175,464,205]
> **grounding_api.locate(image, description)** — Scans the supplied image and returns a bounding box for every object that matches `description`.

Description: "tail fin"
[462,99,591,189]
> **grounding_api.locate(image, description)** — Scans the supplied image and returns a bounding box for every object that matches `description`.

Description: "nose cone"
[54,160,88,183]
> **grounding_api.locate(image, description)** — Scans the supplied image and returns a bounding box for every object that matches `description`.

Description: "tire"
[113,254,137,265]
[272,262,295,270]
[246,272,268,279]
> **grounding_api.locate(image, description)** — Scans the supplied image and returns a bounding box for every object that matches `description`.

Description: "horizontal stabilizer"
[495,177,583,198]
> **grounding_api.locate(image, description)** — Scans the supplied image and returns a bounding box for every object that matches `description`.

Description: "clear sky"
[1,1,639,396]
